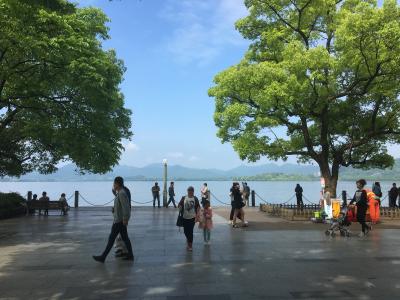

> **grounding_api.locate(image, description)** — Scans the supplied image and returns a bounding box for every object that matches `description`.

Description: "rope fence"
[254,191,269,204]
[380,193,388,205]
[131,199,154,205]
[281,194,296,205]
[23,189,397,209]
[302,194,319,205]
[79,193,155,206]
[78,193,106,207]
[209,191,230,206]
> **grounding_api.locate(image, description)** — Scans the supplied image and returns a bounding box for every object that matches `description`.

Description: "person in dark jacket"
[29,194,38,215]
[229,182,243,223]
[295,184,304,209]
[349,179,371,237]
[39,192,50,216]
[372,182,382,206]
[232,182,246,228]
[167,182,176,208]
[389,183,399,208]
[151,182,160,208]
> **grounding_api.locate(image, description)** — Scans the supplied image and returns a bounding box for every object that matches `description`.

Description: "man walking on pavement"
[167,182,176,208]
[93,176,134,263]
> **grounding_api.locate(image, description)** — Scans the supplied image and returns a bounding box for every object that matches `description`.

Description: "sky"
[77,0,400,170]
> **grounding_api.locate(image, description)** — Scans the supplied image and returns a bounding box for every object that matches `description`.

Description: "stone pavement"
[0,207,399,300]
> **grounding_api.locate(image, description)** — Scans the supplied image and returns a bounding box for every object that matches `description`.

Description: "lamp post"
[162,159,168,208]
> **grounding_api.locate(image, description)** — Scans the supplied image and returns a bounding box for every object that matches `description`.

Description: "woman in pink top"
[199,201,213,245]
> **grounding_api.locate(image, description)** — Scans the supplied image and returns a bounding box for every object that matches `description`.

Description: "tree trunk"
[319,162,339,198]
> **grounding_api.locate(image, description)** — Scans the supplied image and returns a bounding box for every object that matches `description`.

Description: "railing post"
[251,190,255,207]
[341,190,347,207]
[27,191,32,201]
[74,191,79,208]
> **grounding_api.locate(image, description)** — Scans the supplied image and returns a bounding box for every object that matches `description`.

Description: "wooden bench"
[27,201,68,214]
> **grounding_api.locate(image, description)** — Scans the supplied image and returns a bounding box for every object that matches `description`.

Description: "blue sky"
[77,0,399,170]
[77,0,258,170]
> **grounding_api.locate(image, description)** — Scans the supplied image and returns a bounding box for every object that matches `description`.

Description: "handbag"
[176,207,184,227]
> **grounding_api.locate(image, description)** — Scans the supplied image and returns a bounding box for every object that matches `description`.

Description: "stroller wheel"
[340,230,346,237]
[325,230,330,236]
[331,231,336,237]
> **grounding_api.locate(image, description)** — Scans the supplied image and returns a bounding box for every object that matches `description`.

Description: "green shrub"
[0,193,25,210]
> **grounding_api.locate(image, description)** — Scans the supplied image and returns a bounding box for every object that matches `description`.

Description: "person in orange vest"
[349,179,371,237]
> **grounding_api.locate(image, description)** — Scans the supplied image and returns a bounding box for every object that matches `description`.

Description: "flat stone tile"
[293,258,339,262]
[167,296,230,300]
[1,207,400,300]
[290,290,355,299]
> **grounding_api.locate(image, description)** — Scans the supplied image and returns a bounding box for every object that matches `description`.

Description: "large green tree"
[0,0,132,177]
[209,0,400,197]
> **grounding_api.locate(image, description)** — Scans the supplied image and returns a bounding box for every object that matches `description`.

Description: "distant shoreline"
[1,178,398,183]
[3,159,399,183]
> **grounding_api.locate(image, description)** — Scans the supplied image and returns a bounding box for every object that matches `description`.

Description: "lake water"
[0,180,394,207]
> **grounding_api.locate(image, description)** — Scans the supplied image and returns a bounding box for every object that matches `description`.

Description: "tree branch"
[265,1,310,48]
[0,108,19,130]
[300,116,318,160]
[370,95,383,131]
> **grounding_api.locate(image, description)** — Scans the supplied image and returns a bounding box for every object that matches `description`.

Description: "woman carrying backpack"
[178,186,200,251]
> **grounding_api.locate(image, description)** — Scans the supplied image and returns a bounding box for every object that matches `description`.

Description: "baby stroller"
[325,206,351,237]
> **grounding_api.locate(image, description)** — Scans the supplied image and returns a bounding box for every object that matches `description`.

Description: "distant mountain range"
[2,162,319,182]
[2,159,399,181]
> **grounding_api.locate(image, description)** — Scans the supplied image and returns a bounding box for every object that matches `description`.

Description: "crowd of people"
[151,181,212,209]
[24,177,399,264]
[92,178,255,262]
[318,180,400,237]
[364,181,400,208]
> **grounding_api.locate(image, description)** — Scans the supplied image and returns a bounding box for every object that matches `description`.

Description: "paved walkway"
[0,207,399,300]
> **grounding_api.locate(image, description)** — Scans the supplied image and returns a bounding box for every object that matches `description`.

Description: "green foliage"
[341,158,400,180]
[0,0,132,177]
[0,192,25,209]
[234,173,318,181]
[209,0,400,194]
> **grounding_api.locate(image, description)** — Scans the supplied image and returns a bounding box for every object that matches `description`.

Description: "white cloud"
[167,152,184,158]
[388,144,400,158]
[160,0,248,66]
[189,155,199,162]
[124,142,139,152]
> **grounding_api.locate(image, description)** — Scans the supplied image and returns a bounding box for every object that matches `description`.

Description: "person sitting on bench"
[59,193,69,215]
[39,192,50,216]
